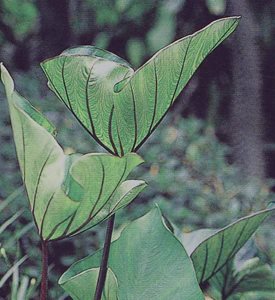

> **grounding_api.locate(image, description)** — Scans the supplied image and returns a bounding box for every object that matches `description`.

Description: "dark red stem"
[40,240,49,300]
[94,214,115,300]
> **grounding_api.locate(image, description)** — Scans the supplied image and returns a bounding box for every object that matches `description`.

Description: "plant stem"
[40,240,49,300]
[94,214,115,300]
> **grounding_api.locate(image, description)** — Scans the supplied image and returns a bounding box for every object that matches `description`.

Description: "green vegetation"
[60,207,205,300]
[0,1,275,299]
[41,17,238,156]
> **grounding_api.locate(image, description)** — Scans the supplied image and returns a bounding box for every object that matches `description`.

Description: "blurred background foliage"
[0,0,275,299]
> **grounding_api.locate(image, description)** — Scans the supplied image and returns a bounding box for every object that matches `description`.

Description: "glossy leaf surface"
[41,17,240,156]
[181,207,275,284]
[0,64,146,241]
[59,206,204,300]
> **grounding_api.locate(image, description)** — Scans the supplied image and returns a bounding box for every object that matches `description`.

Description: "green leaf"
[232,258,275,295]
[209,258,275,299]
[182,207,275,284]
[41,17,240,156]
[59,206,204,300]
[63,267,118,300]
[181,228,217,255]
[0,63,146,241]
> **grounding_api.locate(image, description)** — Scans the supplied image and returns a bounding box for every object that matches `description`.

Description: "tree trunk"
[227,0,265,179]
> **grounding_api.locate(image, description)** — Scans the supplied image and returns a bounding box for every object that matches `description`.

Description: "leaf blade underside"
[41,17,240,156]
[63,267,118,300]
[0,64,146,241]
[59,206,204,300]
[182,207,275,284]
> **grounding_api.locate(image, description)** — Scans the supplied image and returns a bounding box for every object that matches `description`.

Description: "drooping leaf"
[208,257,275,300]
[181,207,275,284]
[63,267,118,300]
[59,206,204,300]
[41,17,240,156]
[0,63,146,241]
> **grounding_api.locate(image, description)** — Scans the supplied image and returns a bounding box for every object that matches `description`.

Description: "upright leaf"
[181,207,275,284]
[59,206,204,300]
[41,17,240,156]
[0,63,146,241]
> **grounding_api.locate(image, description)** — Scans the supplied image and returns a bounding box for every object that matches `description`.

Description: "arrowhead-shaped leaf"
[41,17,240,156]
[59,206,204,300]
[181,207,275,284]
[0,64,147,241]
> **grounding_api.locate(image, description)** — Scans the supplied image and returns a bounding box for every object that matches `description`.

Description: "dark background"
[0,0,275,299]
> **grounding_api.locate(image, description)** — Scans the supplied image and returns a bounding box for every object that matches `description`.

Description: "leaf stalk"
[40,240,49,300]
[94,214,115,300]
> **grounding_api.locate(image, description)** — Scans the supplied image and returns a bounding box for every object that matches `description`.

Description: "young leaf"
[181,207,275,284]
[208,257,275,300]
[0,63,147,241]
[41,17,240,156]
[63,268,118,300]
[59,206,204,300]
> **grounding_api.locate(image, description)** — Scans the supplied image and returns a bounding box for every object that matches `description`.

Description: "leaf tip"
[152,203,164,218]
[232,15,242,24]
[153,203,160,209]
[125,152,145,168]
[143,180,148,188]
[0,63,15,96]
